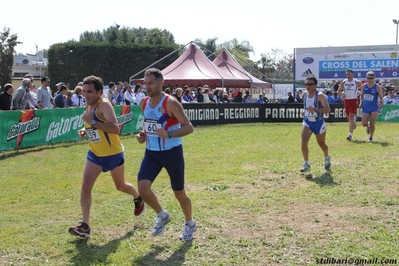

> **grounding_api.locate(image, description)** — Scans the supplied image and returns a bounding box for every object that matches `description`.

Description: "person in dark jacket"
[233,91,243,103]
[196,88,204,102]
[0,83,14,110]
[287,92,295,103]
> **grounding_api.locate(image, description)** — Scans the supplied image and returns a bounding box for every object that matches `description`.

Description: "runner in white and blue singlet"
[136,68,197,241]
[300,76,331,173]
[142,94,182,151]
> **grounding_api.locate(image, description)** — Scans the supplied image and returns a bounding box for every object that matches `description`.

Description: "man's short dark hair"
[109,82,115,89]
[83,75,104,92]
[59,85,67,92]
[305,76,318,85]
[41,76,49,83]
[4,83,13,91]
[144,68,164,81]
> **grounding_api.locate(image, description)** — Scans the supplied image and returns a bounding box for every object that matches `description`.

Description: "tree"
[195,38,218,61]
[79,26,175,46]
[255,49,293,83]
[257,53,276,78]
[219,38,254,63]
[0,27,21,89]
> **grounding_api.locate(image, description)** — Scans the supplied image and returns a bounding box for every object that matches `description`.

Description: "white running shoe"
[324,156,331,171]
[152,211,171,236]
[179,220,197,240]
[300,162,311,173]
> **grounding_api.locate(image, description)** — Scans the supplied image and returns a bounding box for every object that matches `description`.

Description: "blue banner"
[319,59,399,79]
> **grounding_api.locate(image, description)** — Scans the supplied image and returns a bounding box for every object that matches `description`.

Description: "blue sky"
[1,0,399,61]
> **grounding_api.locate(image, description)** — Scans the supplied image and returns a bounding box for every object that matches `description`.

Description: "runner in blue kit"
[359,71,383,142]
[135,68,196,240]
[300,76,331,173]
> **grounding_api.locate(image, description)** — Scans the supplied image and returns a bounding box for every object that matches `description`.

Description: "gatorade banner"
[377,104,399,122]
[0,105,144,151]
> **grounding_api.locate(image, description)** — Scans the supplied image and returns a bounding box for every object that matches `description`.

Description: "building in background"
[11,50,48,88]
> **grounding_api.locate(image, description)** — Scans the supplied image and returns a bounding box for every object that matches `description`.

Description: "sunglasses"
[305,83,315,86]
[345,73,352,75]
[366,77,374,80]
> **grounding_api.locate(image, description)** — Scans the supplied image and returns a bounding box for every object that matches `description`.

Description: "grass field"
[1,122,399,266]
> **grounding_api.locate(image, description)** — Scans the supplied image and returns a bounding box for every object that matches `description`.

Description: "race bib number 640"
[144,119,162,136]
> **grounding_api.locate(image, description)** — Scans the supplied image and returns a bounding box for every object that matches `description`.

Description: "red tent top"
[135,44,250,88]
[213,50,273,89]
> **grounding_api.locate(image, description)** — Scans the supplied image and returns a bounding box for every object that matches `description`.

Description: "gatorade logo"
[118,105,133,133]
[7,110,40,148]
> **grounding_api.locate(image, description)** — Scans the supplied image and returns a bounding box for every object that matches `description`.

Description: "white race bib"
[87,128,101,142]
[304,106,316,122]
[144,119,162,136]
[364,94,374,101]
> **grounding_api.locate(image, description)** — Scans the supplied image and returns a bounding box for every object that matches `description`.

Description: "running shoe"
[300,162,311,173]
[179,220,197,241]
[134,196,145,216]
[346,135,352,141]
[324,156,331,171]
[368,137,373,142]
[69,222,90,238]
[152,211,171,236]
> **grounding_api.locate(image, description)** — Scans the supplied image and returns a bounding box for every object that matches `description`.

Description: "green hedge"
[47,42,179,89]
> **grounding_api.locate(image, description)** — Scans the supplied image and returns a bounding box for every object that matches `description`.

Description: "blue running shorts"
[362,105,378,114]
[86,150,124,172]
[303,119,326,135]
[138,145,185,191]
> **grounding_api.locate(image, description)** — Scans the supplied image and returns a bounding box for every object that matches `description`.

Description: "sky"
[1,0,399,62]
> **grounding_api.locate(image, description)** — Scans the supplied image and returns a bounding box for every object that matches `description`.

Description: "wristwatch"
[168,131,173,138]
[91,120,97,127]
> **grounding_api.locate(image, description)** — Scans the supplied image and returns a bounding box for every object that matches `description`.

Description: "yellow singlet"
[84,98,123,157]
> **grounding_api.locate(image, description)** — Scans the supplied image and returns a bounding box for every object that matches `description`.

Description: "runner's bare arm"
[317,93,331,113]
[135,97,147,143]
[337,81,344,97]
[167,97,193,138]
[377,85,384,108]
[358,84,365,107]
[377,85,384,103]
[155,97,194,139]
[92,101,120,134]
[357,81,363,90]
[78,128,87,138]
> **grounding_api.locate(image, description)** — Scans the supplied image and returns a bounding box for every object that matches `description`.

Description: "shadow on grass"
[68,229,135,266]
[350,139,391,147]
[133,241,193,266]
[68,228,193,266]
[304,171,340,187]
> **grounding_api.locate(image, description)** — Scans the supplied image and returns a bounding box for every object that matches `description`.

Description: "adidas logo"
[301,68,314,77]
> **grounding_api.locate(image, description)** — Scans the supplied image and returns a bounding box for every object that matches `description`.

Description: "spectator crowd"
[1,75,399,111]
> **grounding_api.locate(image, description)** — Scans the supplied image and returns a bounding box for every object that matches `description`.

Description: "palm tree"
[194,38,218,60]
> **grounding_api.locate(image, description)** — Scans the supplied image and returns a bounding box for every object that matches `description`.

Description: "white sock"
[305,160,310,165]
[157,209,168,218]
[185,219,194,225]
[349,132,352,136]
